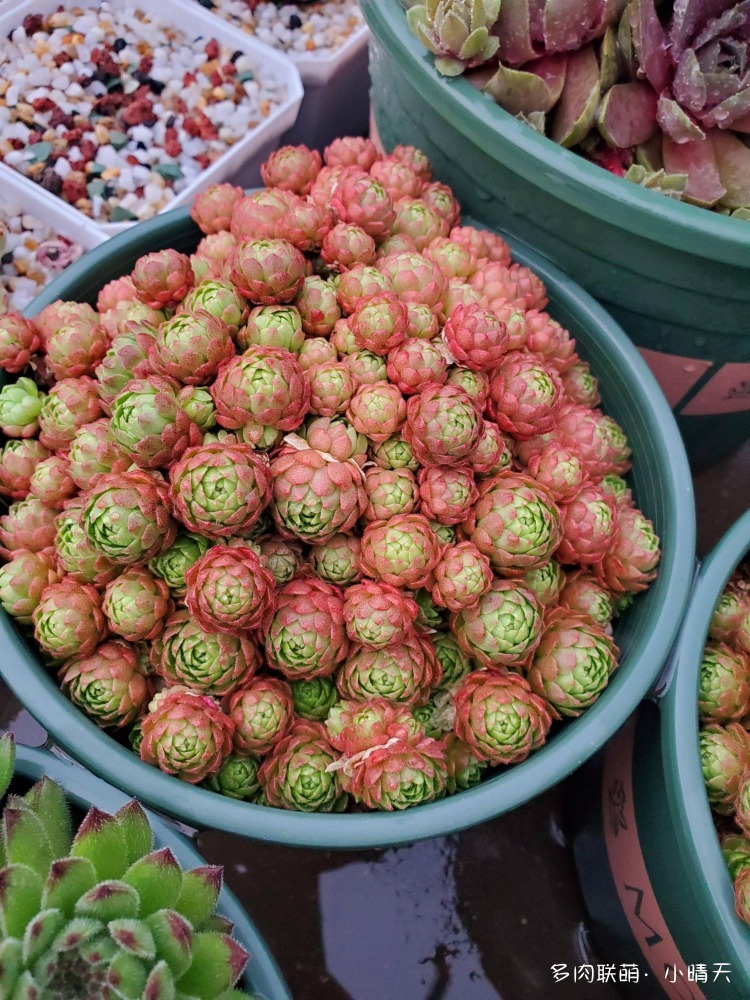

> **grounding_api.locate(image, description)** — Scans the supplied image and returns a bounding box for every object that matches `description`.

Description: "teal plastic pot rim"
[4,205,695,849]
[9,744,293,1000]
[362,0,750,267]
[660,510,750,965]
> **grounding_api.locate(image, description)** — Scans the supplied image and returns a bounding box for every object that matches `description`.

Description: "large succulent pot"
[0,203,695,849]
[572,510,750,998]
[362,0,750,473]
[8,742,293,1000]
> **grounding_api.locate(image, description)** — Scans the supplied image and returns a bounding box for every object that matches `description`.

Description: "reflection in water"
[319,837,500,1000]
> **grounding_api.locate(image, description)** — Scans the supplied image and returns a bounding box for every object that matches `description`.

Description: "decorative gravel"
[0,3,289,224]
[195,0,364,58]
[0,201,84,312]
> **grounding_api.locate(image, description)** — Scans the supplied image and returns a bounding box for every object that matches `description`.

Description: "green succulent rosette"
[291,676,340,721]
[527,609,619,717]
[722,834,750,880]
[129,718,144,753]
[698,642,750,723]
[429,520,456,546]
[149,531,212,594]
[0,376,44,437]
[180,386,217,430]
[239,304,304,353]
[259,720,346,813]
[445,734,488,793]
[0,549,59,625]
[204,753,261,800]
[451,580,544,668]
[54,504,119,588]
[523,560,564,607]
[699,723,750,814]
[371,435,419,471]
[309,533,362,586]
[432,632,473,689]
[709,587,747,643]
[414,588,446,630]
[81,469,176,566]
[59,639,150,728]
[152,610,258,696]
[102,567,172,643]
[182,277,249,334]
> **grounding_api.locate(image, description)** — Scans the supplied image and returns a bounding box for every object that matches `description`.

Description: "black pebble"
[149,79,165,95]
[288,14,303,29]
[1,252,14,266]
[39,168,62,195]
[198,0,216,7]
[230,49,243,64]
[166,115,176,129]
[113,38,127,53]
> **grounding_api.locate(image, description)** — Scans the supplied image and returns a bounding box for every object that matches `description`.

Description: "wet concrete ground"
[1,440,748,1000]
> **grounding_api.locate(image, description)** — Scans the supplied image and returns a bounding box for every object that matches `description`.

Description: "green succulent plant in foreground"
[0,733,257,999]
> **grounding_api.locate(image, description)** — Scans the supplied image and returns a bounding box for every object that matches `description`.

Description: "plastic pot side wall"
[361,0,750,471]
[0,204,696,850]
[10,744,293,1000]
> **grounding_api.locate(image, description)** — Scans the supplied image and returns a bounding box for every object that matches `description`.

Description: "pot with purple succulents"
[0,733,292,999]
[0,155,693,850]
[363,0,750,471]
[571,509,750,998]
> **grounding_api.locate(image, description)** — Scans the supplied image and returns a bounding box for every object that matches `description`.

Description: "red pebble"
[49,108,75,129]
[183,72,197,87]
[205,38,220,60]
[27,133,42,145]
[53,52,68,68]
[126,154,141,166]
[183,116,200,138]
[195,153,211,170]
[91,46,120,77]
[164,138,182,158]
[9,139,24,151]
[137,55,153,75]
[32,96,55,113]
[210,70,223,87]
[122,99,157,127]
[62,178,87,203]
[93,93,125,114]
[222,62,237,77]
[79,139,97,161]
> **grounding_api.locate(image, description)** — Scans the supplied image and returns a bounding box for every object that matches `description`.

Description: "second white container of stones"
[0,0,304,236]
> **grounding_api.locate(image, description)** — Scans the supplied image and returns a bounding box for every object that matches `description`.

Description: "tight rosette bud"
[110,376,202,469]
[469,421,513,478]
[433,632,473,689]
[152,610,258,696]
[363,467,418,522]
[95,328,155,413]
[344,581,420,648]
[735,869,750,925]
[443,304,509,372]
[0,311,40,373]
[386,338,448,395]
[0,377,45,438]
[0,498,57,557]
[140,687,233,783]
[182,278,249,335]
[425,237,475,280]
[310,532,362,586]
[149,531,212,594]
[418,465,478,525]
[698,643,750,723]
[445,734,487,793]
[152,311,235,385]
[326,698,422,754]
[700,723,750,814]
[524,311,577,372]
[270,445,366,543]
[185,545,276,634]
[392,198,447,251]
[294,276,341,336]
[451,580,544,668]
[262,143,322,195]
[372,434,418,471]
[0,549,60,624]
[525,442,588,503]
[523,560,565,608]
[337,632,440,705]
[292,676,340,721]
[464,473,561,573]
[264,578,348,680]
[227,677,295,755]
[102,567,171,643]
[132,248,194,309]
[39,376,103,451]
[487,352,563,440]
[211,347,309,434]
[321,222,377,272]
[59,639,150,728]
[432,541,493,612]
[454,670,553,765]
[360,514,441,589]
[190,181,244,233]
[307,360,357,417]
[67,419,129,490]
[82,469,176,565]
[351,292,408,356]
[710,588,748,644]
[371,156,425,201]
[340,736,448,810]
[170,441,272,538]
[557,486,617,565]
[54,503,118,587]
[404,383,482,466]
[324,135,379,170]
[347,382,407,444]
[205,753,261,800]
[555,406,631,479]
[336,263,393,314]
[29,455,76,509]
[559,570,614,628]
[259,720,344,812]
[332,175,396,242]
[229,239,307,305]
[737,774,750,839]
[240,304,304,353]
[378,250,446,314]
[595,507,661,595]
[561,360,601,407]
[0,438,50,500]
[527,608,619,717]
[451,225,508,266]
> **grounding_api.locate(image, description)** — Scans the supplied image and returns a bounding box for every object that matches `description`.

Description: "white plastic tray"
[0,0,304,235]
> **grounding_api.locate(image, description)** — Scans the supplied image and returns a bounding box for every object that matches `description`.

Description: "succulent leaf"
[123,849,183,917]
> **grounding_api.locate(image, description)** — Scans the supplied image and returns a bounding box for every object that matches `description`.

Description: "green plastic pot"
[3,203,695,849]
[573,510,750,998]
[362,0,750,472]
[8,743,292,1000]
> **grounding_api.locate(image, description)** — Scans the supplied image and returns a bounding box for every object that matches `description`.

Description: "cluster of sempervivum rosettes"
[697,564,750,926]
[0,734,256,998]
[0,137,660,813]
